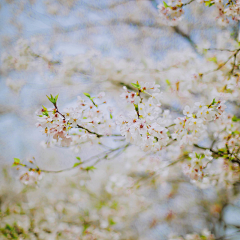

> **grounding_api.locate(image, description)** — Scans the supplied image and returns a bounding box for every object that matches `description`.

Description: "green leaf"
[46,95,51,102]
[134,104,138,113]
[109,217,116,225]
[166,79,171,86]
[202,48,208,54]
[218,148,226,152]
[76,157,81,161]
[131,83,141,89]
[205,1,215,7]
[83,93,98,107]
[83,93,91,98]
[47,95,54,104]
[50,94,54,102]
[163,1,169,8]
[83,166,96,172]
[46,94,59,105]
[208,98,216,108]
[13,158,20,163]
[54,94,59,102]
[111,200,118,210]
[82,222,90,234]
[73,162,82,168]
[207,56,217,63]
[232,115,240,122]
[110,113,113,119]
[195,153,200,159]
[12,158,21,167]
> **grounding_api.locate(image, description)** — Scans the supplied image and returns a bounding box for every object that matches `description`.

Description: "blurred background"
[1,0,240,239]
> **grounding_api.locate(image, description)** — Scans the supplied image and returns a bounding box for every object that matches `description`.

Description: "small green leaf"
[55,94,59,102]
[232,115,240,122]
[73,162,82,168]
[76,157,81,161]
[218,148,226,152]
[109,217,116,225]
[12,158,21,167]
[82,222,90,234]
[110,113,113,119]
[166,79,171,86]
[202,48,208,54]
[134,104,138,113]
[83,93,91,98]
[163,1,169,8]
[207,56,217,63]
[111,200,118,210]
[205,0,215,7]
[195,153,200,159]
[46,94,59,105]
[46,95,51,102]
[14,158,20,163]
[83,166,96,172]
[208,98,216,108]
[131,83,141,89]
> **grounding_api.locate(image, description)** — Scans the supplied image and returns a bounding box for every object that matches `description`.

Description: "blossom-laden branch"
[36,92,122,151]
[13,80,237,190]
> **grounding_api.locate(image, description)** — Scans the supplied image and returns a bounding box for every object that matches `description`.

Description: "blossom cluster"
[172,100,226,145]
[117,81,227,153]
[224,0,240,21]
[117,82,173,152]
[35,92,115,149]
[157,0,240,26]
[18,170,42,186]
[183,150,213,181]
[157,0,185,26]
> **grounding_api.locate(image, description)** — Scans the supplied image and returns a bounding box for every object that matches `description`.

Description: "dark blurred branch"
[172,26,199,55]
[58,18,199,53]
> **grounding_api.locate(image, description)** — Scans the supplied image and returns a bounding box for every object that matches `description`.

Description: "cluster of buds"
[172,99,227,145]
[183,150,213,181]
[12,158,43,186]
[157,0,185,25]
